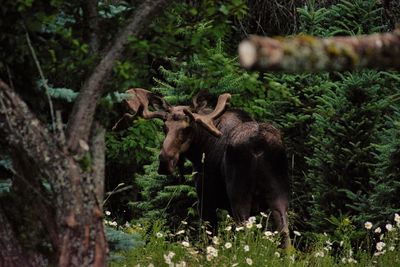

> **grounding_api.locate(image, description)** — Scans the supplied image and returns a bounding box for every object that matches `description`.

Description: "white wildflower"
[248,216,256,224]
[181,220,188,225]
[156,232,163,238]
[236,226,244,232]
[260,212,268,218]
[314,251,325,258]
[374,227,382,234]
[176,230,185,235]
[376,241,386,251]
[386,224,393,231]
[293,230,301,236]
[147,263,154,267]
[225,226,232,231]
[244,245,250,252]
[364,221,373,230]
[274,252,280,258]
[232,263,239,267]
[212,236,219,245]
[256,223,262,229]
[163,251,175,265]
[290,254,295,263]
[181,241,190,247]
[348,258,357,264]
[206,230,212,235]
[245,258,253,265]
[394,213,400,224]
[374,250,386,257]
[246,221,253,229]
[341,258,347,264]
[264,231,273,237]
[389,246,395,251]
[225,242,232,249]
[105,210,111,216]
[176,261,187,267]
[340,241,344,247]
[110,221,118,226]
[206,246,218,258]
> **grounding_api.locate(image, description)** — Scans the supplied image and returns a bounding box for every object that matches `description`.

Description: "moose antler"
[112,88,170,130]
[184,93,231,137]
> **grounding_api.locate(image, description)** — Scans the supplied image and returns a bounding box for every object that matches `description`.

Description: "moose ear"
[149,94,171,111]
[192,89,209,111]
[184,93,231,137]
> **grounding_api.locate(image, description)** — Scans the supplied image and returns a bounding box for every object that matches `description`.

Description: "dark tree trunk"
[0,80,107,266]
[0,206,47,267]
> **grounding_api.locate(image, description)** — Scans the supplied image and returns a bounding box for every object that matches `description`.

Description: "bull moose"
[116,88,290,247]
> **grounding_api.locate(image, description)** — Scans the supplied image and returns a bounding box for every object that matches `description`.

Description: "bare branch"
[25,30,56,131]
[66,0,169,154]
[239,30,400,72]
[90,122,106,206]
[84,0,100,53]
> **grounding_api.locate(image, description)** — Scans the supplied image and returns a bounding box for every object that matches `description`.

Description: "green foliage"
[130,150,198,228]
[106,119,163,165]
[291,0,400,234]
[106,225,143,251]
[304,71,397,231]
[154,41,267,119]
[110,217,400,267]
[362,105,400,223]
[298,0,387,36]
[2,0,400,258]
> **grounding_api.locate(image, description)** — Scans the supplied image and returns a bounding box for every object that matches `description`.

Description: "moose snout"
[158,149,179,175]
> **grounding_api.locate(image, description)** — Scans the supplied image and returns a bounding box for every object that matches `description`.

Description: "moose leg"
[223,145,255,224]
[224,164,253,223]
[195,173,218,231]
[271,197,290,249]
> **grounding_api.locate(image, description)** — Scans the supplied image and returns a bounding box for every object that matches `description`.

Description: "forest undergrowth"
[107,213,400,266]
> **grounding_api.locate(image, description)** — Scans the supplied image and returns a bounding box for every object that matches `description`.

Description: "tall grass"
[108,213,400,266]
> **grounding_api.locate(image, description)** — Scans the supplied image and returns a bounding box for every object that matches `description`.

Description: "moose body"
[117,88,290,247]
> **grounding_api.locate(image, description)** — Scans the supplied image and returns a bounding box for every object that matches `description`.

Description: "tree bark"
[84,0,100,54]
[0,79,107,266]
[0,205,47,267]
[66,0,169,154]
[239,30,400,72]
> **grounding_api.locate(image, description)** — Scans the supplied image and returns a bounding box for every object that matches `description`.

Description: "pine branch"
[239,30,400,72]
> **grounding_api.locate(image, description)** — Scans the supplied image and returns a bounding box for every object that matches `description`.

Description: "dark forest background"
[1,0,400,265]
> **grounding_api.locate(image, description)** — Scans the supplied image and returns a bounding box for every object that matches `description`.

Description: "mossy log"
[239,30,400,72]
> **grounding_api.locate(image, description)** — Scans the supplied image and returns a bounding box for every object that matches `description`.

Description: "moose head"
[115,88,231,175]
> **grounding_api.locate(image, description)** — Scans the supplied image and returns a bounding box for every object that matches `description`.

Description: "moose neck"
[183,117,227,172]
